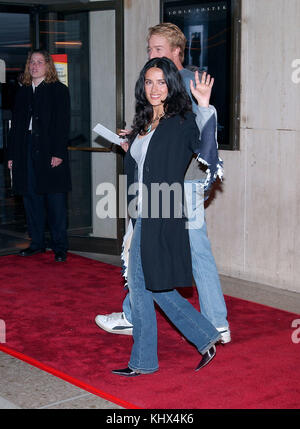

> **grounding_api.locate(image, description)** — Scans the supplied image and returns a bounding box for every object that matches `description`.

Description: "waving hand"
[190,71,214,108]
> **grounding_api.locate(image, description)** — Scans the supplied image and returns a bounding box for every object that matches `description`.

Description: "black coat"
[7,80,71,194]
[125,112,213,292]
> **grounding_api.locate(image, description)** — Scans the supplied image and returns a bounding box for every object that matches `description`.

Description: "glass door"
[40,1,125,255]
[0,5,34,254]
[40,9,92,235]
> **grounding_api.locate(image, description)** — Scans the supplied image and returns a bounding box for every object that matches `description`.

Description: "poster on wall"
[161,0,237,150]
[51,54,68,86]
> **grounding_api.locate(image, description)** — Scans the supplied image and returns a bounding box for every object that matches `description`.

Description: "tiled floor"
[0,245,299,409]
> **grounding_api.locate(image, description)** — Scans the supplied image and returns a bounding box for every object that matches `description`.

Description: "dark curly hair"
[129,57,192,141]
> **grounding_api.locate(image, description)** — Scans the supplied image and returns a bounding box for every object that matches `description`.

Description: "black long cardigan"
[7,80,71,195]
[124,111,217,292]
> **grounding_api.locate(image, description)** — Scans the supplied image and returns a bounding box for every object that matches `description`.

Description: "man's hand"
[8,160,13,169]
[51,157,63,168]
[190,71,214,108]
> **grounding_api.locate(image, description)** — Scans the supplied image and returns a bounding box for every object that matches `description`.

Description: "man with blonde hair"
[147,22,187,62]
[96,23,231,344]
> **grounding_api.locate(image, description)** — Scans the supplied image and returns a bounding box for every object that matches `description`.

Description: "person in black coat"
[7,50,71,262]
[112,57,222,377]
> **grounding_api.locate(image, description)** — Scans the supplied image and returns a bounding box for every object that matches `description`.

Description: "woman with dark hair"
[112,57,222,377]
[7,50,71,262]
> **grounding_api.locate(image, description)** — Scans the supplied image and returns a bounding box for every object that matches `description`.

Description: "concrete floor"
[0,250,299,410]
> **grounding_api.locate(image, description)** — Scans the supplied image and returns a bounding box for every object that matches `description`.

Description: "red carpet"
[0,252,299,409]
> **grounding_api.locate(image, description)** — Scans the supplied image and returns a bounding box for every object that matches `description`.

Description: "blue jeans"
[127,217,220,374]
[123,180,228,329]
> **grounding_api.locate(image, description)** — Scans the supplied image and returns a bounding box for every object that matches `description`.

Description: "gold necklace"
[146,112,165,133]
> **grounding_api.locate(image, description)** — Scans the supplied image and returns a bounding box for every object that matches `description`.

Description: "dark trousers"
[23,133,68,253]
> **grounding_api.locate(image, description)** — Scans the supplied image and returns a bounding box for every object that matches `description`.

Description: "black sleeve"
[51,82,71,159]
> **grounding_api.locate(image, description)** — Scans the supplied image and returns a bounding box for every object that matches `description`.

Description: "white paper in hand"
[93,123,123,146]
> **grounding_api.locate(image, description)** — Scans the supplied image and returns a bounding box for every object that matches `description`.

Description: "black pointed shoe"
[19,247,46,257]
[112,367,141,377]
[195,345,216,371]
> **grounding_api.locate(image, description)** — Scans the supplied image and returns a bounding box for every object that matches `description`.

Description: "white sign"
[93,123,123,146]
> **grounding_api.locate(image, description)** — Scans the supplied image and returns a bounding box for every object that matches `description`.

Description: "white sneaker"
[95,312,133,335]
[216,327,231,344]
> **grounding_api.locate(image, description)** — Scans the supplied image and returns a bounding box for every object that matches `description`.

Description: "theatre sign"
[160,0,241,150]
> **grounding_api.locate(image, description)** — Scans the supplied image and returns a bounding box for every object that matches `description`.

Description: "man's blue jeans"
[123,180,229,329]
[127,217,220,374]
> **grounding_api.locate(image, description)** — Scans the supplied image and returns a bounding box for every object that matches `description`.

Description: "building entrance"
[0,1,124,256]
